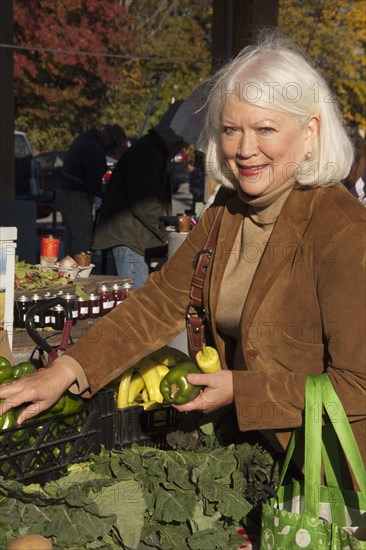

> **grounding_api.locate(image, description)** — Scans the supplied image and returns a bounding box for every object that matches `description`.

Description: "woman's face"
[220,97,318,196]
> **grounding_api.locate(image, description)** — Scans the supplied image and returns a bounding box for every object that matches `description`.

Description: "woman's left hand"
[173,370,233,413]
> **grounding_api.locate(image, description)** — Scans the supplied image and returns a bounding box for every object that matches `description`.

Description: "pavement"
[172,181,193,215]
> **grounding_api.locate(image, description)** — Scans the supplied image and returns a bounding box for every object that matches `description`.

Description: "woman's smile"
[238,163,270,177]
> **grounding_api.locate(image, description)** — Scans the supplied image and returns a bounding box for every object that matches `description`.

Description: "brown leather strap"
[186,206,224,360]
[186,315,206,360]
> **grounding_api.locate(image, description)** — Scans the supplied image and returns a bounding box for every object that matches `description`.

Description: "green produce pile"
[0,357,83,431]
[0,356,86,479]
[14,259,69,290]
[0,422,278,550]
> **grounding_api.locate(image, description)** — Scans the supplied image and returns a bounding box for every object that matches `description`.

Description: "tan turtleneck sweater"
[216,179,295,371]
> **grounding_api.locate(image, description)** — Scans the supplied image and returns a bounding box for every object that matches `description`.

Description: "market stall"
[0,257,275,550]
[12,274,133,362]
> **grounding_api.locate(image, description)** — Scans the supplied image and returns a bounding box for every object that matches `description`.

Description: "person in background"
[1,34,365,495]
[188,148,206,214]
[343,121,366,205]
[56,124,126,257]
[92,102,187,287]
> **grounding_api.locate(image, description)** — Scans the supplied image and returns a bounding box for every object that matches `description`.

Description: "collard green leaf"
[198,421,215,435]
[142,521,189,550]
[189,500,222,532]
[217,487,252,522]
[140,522,162,549]
[191,449,238,485]
[199,479,228,503]
[157,523,191,550]
[165,460,195,490]
[165,429,201,451]
[153,485,197,523]
[20,504,112,546]
[202,499,219,516]
[0,498,23,547]
[85,541,118,550]
[85,480,146,550]
[136,473,158,512]
[109,454,135,480]
[186,527,231,549]
[116,448,144,474]
[143,458,167,478]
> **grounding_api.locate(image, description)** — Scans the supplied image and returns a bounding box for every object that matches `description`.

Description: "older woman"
[1,35,365,476]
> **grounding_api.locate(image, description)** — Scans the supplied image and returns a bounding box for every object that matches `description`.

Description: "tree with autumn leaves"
[14,0,135,149]
[13,0,212,151]
[13,0,364,153]
[278,0,365,128]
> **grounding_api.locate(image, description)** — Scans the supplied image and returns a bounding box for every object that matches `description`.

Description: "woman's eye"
[258,127,275,134]
[222,126,237,135]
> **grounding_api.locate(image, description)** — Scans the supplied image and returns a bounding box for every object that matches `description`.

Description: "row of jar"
[14,282,134,330]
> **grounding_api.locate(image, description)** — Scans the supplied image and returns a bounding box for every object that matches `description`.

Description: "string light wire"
[0,42,210,65]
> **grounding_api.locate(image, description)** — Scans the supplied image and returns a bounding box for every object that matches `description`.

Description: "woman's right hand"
[0,363,77,424]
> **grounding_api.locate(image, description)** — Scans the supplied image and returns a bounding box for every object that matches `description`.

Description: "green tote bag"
[260,374,366,549]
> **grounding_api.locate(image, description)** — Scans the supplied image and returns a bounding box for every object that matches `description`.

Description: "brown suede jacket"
[59,183,366,467]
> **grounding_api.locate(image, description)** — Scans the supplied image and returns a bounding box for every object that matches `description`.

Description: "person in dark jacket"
[56,124,126,257]
[343,121,366,205]
[93,102,186,287]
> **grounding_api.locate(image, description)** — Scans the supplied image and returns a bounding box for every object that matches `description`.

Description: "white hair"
[200,32,354,189]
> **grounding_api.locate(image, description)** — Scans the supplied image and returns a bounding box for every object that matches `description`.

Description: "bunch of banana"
[116,346,191,410]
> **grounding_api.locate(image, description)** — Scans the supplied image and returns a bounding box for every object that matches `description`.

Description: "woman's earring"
[305,151,312,160]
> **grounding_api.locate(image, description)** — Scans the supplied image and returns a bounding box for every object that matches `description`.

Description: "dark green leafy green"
[0,439,277,549]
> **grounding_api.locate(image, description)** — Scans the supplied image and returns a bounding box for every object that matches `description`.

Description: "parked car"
[36,151,117,196]
[15,131,41,198]
[35,150,65,199]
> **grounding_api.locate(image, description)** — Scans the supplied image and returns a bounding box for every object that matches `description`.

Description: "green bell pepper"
[59,393,84,426]
[0,366,13,384]
[61,393,84,415]
[12,361,37,380]
[159,362,202,405]
[0,409,16,431]
[49,395,67,414]
[0,407,17,442]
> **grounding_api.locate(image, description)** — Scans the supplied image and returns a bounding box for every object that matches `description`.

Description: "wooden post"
[0,0,15,199]
[212,0,279,70]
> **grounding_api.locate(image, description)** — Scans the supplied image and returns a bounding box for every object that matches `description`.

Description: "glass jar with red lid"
[88,293,101,318]
[96,285,115,316]
[77,295,90,320]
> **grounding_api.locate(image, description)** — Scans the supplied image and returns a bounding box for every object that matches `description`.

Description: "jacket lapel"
[242,187,318,324]
[206,186,318,347]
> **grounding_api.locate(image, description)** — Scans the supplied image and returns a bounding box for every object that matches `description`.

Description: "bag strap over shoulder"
[186,206,225,360]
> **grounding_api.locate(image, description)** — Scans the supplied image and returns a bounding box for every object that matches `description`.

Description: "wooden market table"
[12,275,133,362]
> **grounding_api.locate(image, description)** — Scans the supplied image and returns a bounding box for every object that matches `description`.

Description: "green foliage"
[278,0,366,129]
[0,439,277,549]
[103,0,212,136]
[14,259,68,290]
[14,0,212,152]
[12,0,365,151]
